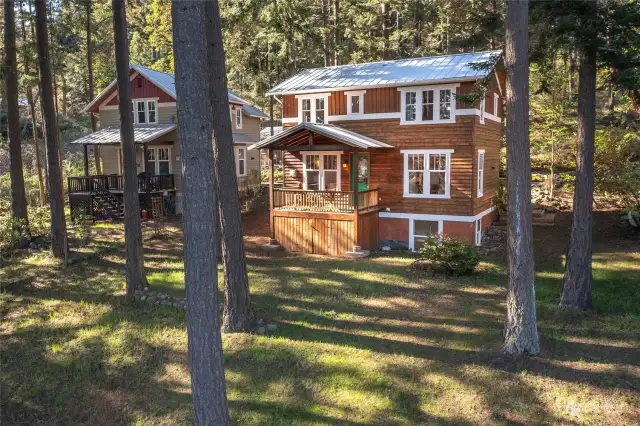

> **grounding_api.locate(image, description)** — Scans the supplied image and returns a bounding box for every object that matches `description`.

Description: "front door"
[350,153,370,191]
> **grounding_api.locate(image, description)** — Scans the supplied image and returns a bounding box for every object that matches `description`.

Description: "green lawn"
[1,216,639,425]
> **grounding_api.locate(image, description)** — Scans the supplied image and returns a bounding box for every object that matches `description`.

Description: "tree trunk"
[322,0,330,66]
[334,0,340,66]
[561,33,597,310]
[85,0,101,174]
[112,0,147,300]
[630,88,640,116]
[503,0,539,356]
[205,1,253,333]
[413,0,422,49]
[4,0,30,229]
[381,3,390,60]
[35,0,67,259]
[172,2,230,423]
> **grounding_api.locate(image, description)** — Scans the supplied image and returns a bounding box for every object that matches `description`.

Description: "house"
[68,65,267,219]
[251,51,503,256]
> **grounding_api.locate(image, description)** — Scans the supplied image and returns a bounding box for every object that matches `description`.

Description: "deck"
[68,174,175,195]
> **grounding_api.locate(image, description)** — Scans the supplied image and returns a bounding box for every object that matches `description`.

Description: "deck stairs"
[93,191,124,220]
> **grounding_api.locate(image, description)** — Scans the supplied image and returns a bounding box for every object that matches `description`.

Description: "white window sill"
[403,193,451,199]
[400,119,456,125]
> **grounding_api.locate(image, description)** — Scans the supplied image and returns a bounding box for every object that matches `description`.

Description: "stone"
[256,326,266,335]
[267,323,279,331]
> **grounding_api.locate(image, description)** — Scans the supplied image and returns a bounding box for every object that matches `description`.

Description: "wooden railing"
[68,174,175,194]
[273,188,379,213]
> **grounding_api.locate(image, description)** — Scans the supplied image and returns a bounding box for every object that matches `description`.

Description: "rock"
[267,323,279,331]
[256,326,266,334]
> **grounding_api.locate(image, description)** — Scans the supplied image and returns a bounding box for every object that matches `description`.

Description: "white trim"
[133,98,159,125]
[235,146,247,177]
[86,72,139,112]
[408,219,444,252]
[480,97,486,124]
[379,206,496,223]
[282,117,299,124]
[328,112,401,122]
[493,93,499,117]
[235,108,243,129]
[160,102,177,107]
[297,93,330,124]
[301,152,341,191]
[484,112,500,123]
[477,149,485,197]
[402,149,453,199]
[267,76,483,96]
[475,219,482,246]
[398,84,459,125]
[345,90,365,115]
[284,109,492,125]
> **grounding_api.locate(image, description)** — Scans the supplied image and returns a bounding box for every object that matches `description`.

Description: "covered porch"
[68,125,178,219]
[249,122,393,256]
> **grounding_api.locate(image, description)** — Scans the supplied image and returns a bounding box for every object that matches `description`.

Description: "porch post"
[268,148,277,244]
[269,95,274,136]
[352,149,360,252]
[83,144,89,176]
[143,142,150,216]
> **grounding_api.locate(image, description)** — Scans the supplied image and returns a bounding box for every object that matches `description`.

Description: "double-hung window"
[299,95,329,124]
[480,96,485,124]
[236,147,246,176]
[346,90,365,115]
[402,149,452,198]
[133,99,158,124]
[303,153,340,191]
[302,99,312,122]
[235,108,243,129]
[146,147,171,175]
[477,149,485,197]
[400,85,457,124]
[475,220,482,246]
[315,98,325,123]
[493,93,499,117]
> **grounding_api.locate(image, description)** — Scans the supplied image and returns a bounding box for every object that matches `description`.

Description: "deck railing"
[68,174,175,194]
[273,188,379,213]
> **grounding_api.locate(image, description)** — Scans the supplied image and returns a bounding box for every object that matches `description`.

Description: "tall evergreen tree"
[112,0,148,300]
[205,0,254,333]
[503,0,540,355]
[34,0,67,259]
[4,0,30,232]
[172,1,230,422]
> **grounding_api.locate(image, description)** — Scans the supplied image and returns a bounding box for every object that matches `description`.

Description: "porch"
[249,122,393,256]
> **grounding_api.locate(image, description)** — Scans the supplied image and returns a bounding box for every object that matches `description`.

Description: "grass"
[1,214,639,425]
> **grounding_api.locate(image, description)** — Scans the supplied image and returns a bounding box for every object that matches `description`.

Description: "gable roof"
[267,50,502,95]
[69,124,177,145]
[84,64,268,119]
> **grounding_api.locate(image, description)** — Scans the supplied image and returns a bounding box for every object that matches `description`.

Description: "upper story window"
[480,96,485,124]
[493,93,499,117]
[345,90,365,115]
[298,94,329,124]
[402,149,453,198]
[235,108,243,129]
[236,147,246,176]
[399,85,457,124]
[133,99,158,124]
[477,149,485,197]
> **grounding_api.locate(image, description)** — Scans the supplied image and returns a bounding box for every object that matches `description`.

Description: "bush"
[0,216,30,256]
[417,235,480,276]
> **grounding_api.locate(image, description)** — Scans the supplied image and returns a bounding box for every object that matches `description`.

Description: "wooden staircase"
[93,191,124,220]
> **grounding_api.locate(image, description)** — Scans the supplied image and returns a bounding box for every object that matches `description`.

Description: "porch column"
[269,95,274,136]
[352,149,360,252]
[143,142,151,216]
[83,144,89,176]
[268,148,277,245]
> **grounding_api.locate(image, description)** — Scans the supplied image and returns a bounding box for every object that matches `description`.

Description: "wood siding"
[472,118,501,215]
[105,73,174,106]
[273,211,355,256]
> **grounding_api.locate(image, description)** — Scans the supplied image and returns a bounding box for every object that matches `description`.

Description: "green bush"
[417,235,481,276]
[0,216,30,256]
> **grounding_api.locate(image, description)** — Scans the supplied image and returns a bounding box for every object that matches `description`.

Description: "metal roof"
[260,126,284,140]
[69,124,177,145]
[267,50,502,95]
[232,133,255,143]
[248,122,393,151]
[84,65,268,119]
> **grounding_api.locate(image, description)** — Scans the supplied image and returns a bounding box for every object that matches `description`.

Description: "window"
[422,90,434,121]
[413,220,439,251]
[303,152,341,191]
[235,108,243,129]
[302,99,312,122]
[133,99,158,124]
[400,85,457,124]
[346,90,365,115]
[145,147,171,175]
[315,98,325,123]
[405,92,417,121]
[480,96,485,124]
[475,220,482,246]
[236,147,246,176]
[402,149,453,198]
[477,149,485,197]
[493,93,499,117]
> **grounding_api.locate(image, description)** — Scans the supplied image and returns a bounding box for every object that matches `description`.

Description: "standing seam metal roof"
[267,50,502,95]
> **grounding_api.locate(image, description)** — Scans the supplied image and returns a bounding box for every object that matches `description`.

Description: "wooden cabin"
[251,51,504,256]
[68,65,267,219]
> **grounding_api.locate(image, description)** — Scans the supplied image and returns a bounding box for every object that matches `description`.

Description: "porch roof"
[69,124,177,145]
[248,122,393,151]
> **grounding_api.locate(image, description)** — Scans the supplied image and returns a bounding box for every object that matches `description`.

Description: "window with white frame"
[403,150,452,198]
[346,91,365,115]
[477,149,485,197]
[303,152,340,191]
[145,147,171,175]
[480,96,485,124]
[298,94,329,124]
[133,99,158,124]
[302,99,312,122]
[236,147,246,176]
[400,85,457,124]
[493,93,499,117]
[412,220,440,251]
[315,98,325,123]
[235,108,243,129]
[475,220,482,246]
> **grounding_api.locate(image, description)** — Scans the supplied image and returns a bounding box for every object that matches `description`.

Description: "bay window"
[400,85,457,124]
[402,149,453,198]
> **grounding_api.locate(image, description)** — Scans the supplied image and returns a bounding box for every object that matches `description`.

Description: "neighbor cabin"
[68,65,267,219]
[251,51,503,256]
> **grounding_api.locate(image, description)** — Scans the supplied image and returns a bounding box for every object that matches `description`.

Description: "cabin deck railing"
[68,174,175,194]
[273,188,379,213]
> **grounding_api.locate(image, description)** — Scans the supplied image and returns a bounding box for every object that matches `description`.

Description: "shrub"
[417,235,480,276]
[0,216,30,256]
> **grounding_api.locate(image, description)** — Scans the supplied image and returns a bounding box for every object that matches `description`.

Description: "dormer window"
[399,85,457,124]
[132,99,158,124]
